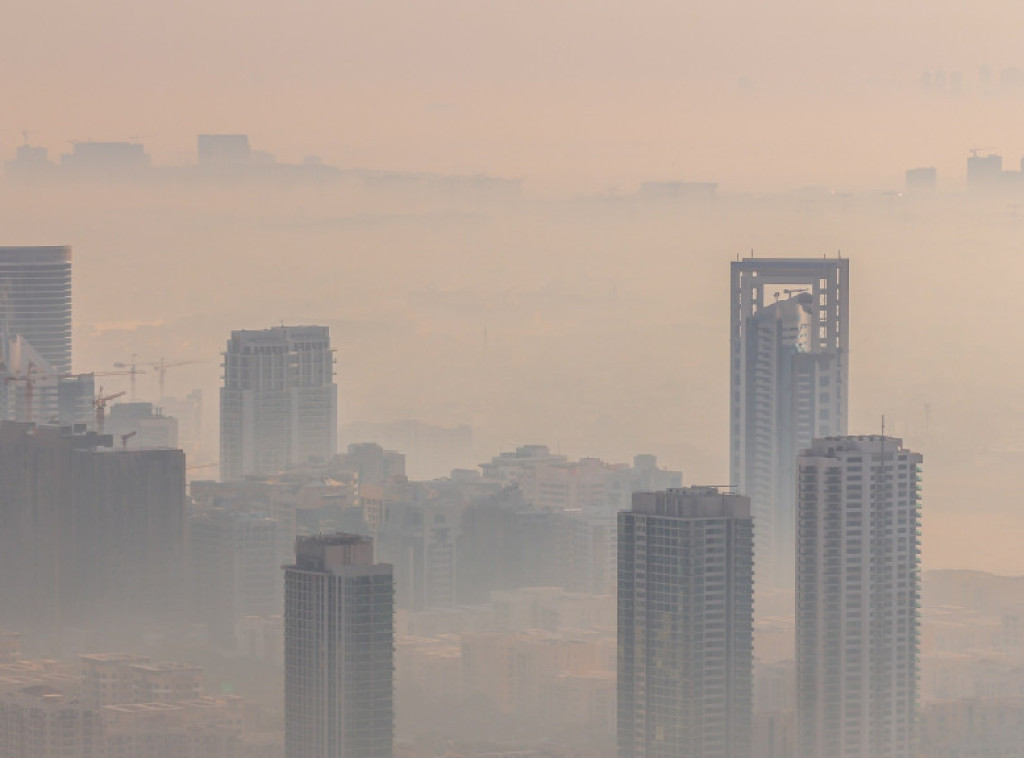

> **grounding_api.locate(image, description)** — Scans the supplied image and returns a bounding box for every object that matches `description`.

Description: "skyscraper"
[730,257,848,587]
[220,325,337,481]
[0,246,72,374]
[618,487,754,758]
[284,534,394,758]
[796,436,922,758]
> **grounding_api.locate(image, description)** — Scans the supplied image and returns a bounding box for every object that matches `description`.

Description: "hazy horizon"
[7,1,1024,194]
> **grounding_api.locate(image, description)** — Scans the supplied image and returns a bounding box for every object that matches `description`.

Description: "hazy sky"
[7,0,1024,191]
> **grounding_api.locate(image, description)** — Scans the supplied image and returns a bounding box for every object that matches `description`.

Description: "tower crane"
[2,368,136,424]
[148,358,198,402]
[3,361,47,423]
[94,388,127,434]
[113,354,145,400]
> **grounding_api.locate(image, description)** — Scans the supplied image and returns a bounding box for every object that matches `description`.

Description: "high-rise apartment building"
[284,534,394,758]
[220,325,337,481]
[0,247,74,424]
[796,436,922,758]
[188,506,287,647]
[618,487,754,758]
[0,246,72,374]
[730,257,848,587]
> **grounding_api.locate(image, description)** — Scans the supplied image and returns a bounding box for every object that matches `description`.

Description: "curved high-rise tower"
[0,246,73,373]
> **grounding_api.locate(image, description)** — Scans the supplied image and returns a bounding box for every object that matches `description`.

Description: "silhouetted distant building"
[220,325,337,481]
[108,401,179,449]
[337,442,406,485]
[618,487,754,758]
[479,446,682,594]
[637,180,717,200]
[340,420,471,480]
[730,257,848,589]
[919,698,1024,758]
[3,143,55,180]
[796,436,922,758]
[967,152,1003,187]
[285,534,394,758]
[197,134,252,167]
[188,506,287,648]
[61,141,150,176]
[905,167,937,192]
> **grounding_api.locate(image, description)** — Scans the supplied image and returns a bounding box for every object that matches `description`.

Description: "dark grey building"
[285,534,393,758]
[220,325,337,481]
[796,436,922,758]
[618,487,754,758]
[0,421,186,643]
[730,257,848,588]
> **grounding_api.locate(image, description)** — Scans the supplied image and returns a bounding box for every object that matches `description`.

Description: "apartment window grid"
[618,493,753,758]
[797,437,921,758]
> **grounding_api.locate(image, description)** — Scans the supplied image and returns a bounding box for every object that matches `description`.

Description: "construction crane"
[4,367,137,423]
[148,358,198,402]
[113,354,146,400]
[94,388,126,434]
[3,361,48,422]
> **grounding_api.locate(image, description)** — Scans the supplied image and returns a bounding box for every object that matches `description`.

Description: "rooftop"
[631,486,751,519]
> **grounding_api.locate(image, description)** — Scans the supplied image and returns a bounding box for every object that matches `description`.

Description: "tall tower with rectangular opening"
[729,257,848,587]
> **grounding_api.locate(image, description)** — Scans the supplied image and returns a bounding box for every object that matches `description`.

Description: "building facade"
[284,534,394,758]
[0,246,74,424]
[730,257,849,588]
[0,422,186,641]
[188,506,286,647]
[0,246,72,374]
[796,436,922,758]
[220,325,337,481]
[618,487,754,758]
